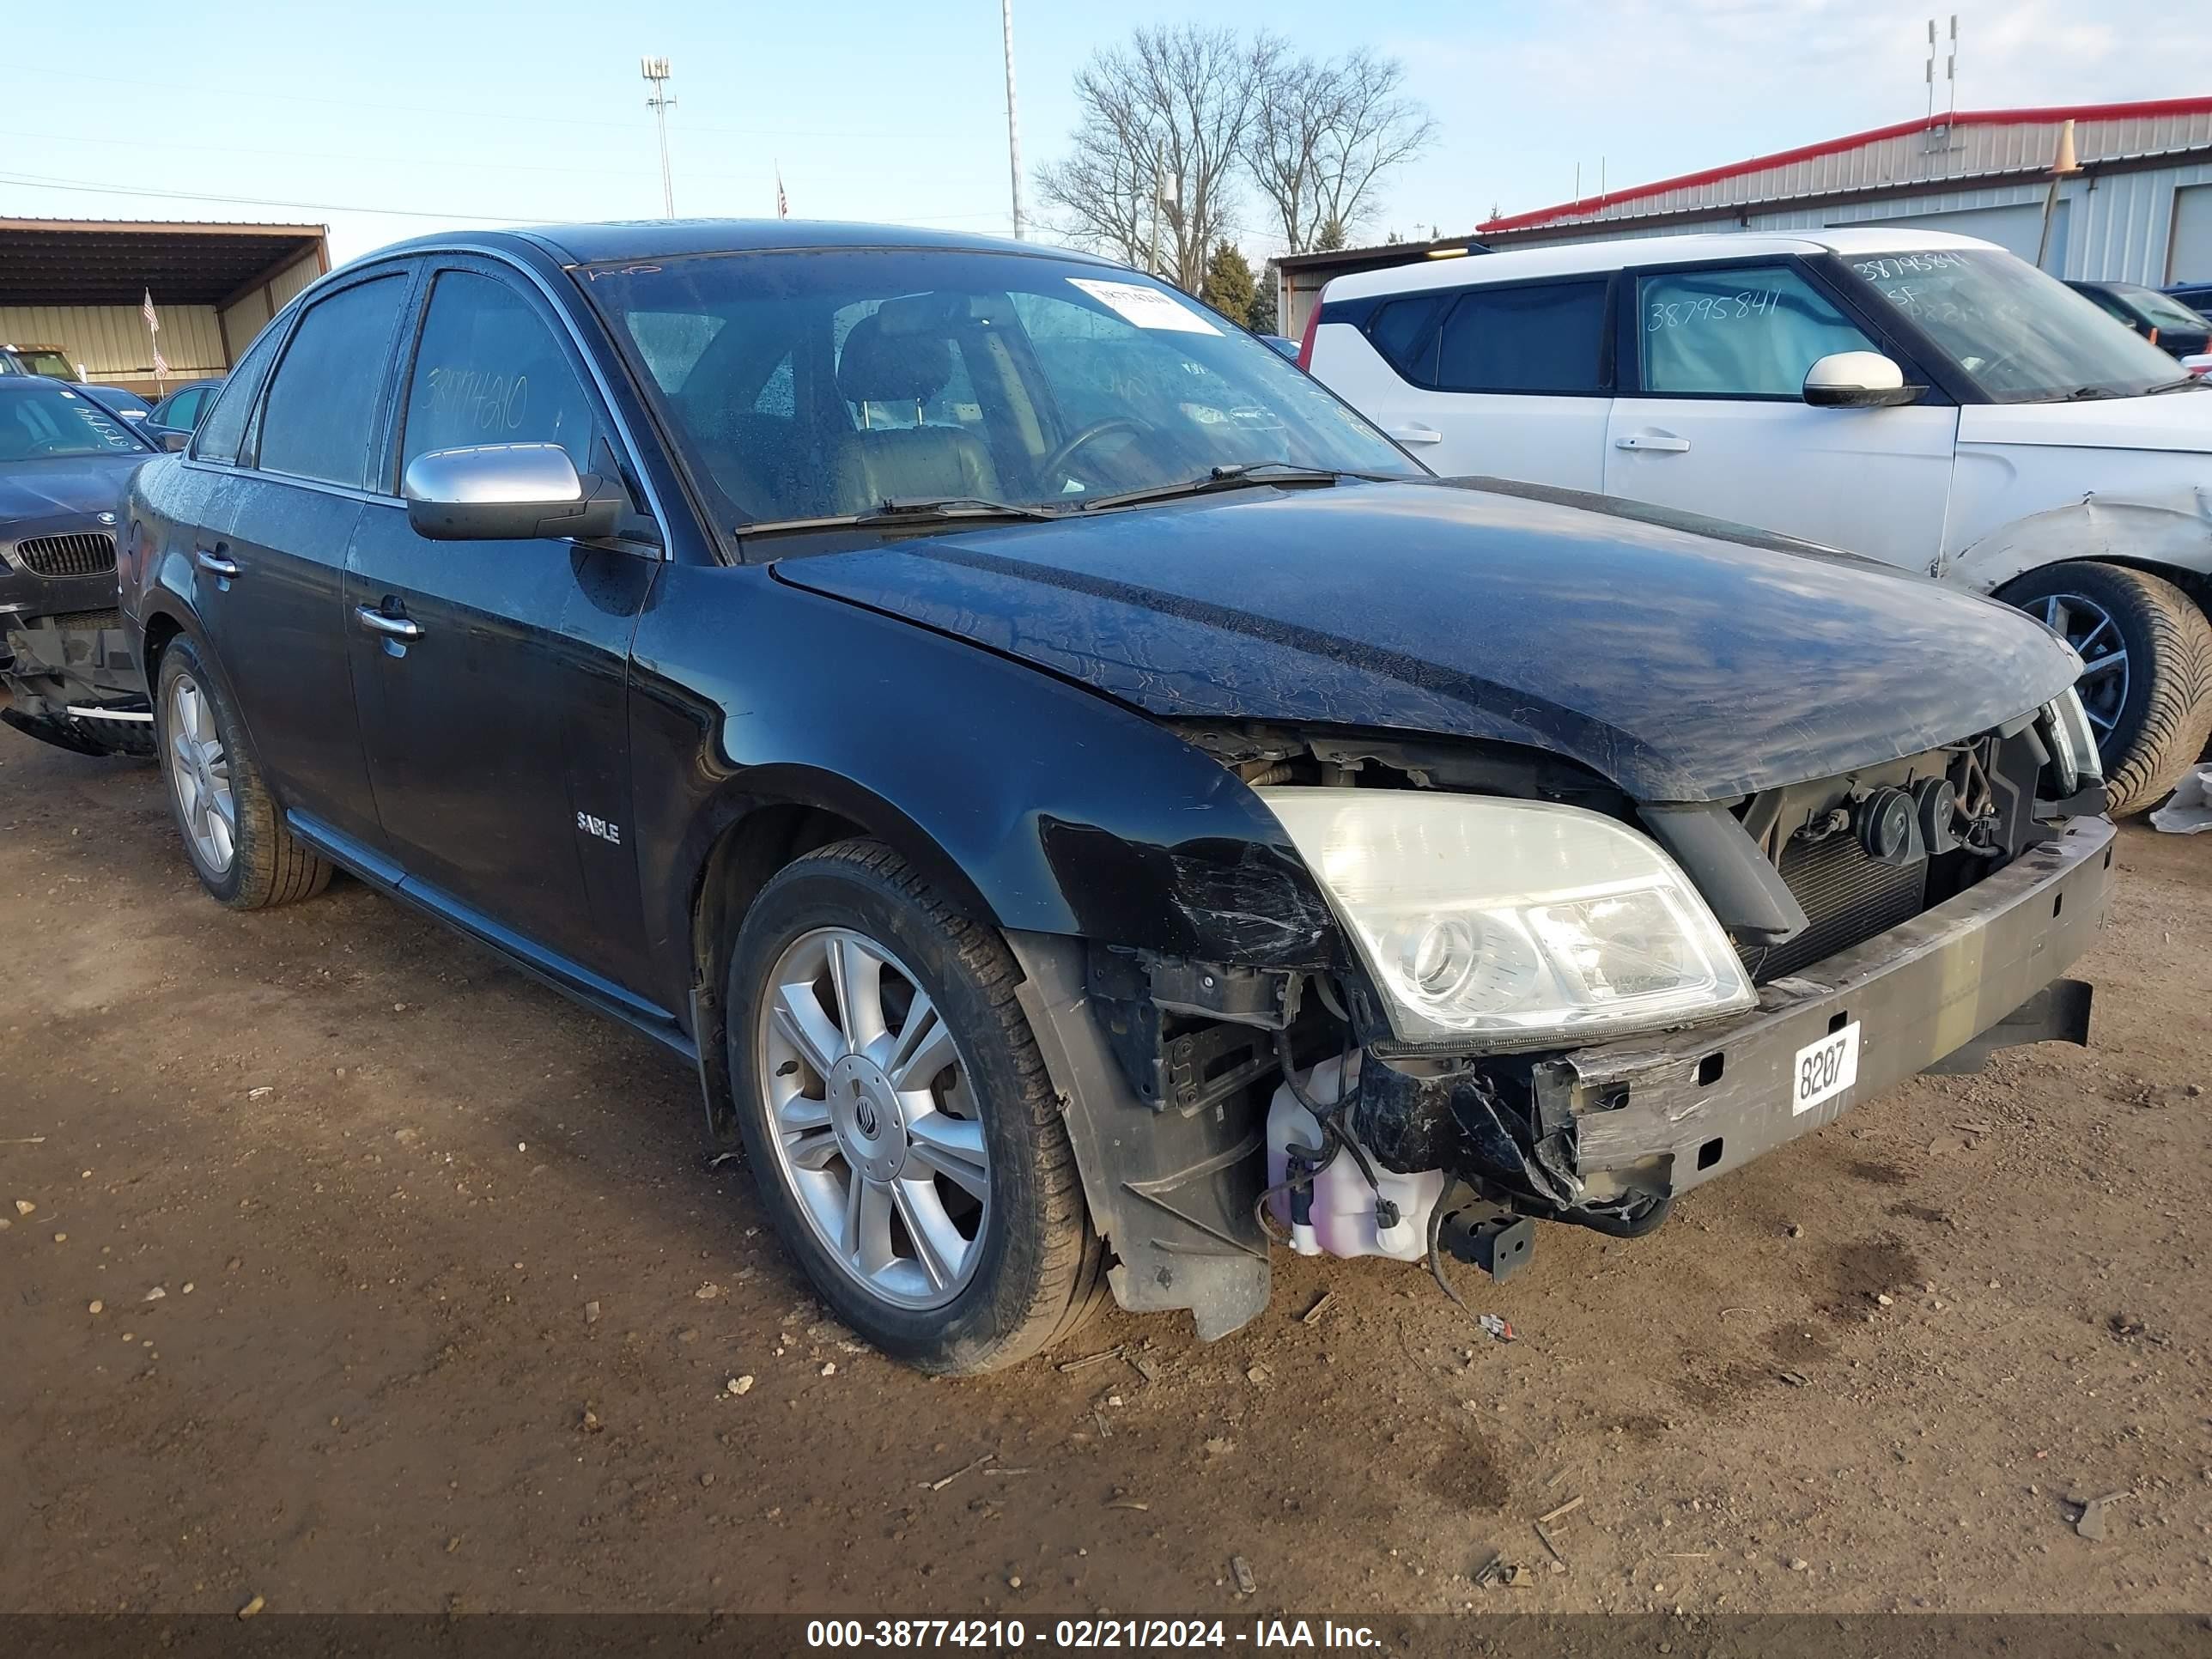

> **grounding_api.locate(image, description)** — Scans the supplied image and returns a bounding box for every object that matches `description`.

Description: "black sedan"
[2067,279,2212,358]
[118,222,2114,1372]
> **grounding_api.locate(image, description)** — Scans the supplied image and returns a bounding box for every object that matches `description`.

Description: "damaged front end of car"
[1,611,154,757]
[1007,699,2116,1342]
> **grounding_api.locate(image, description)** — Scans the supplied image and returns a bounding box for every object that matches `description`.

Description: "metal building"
[1275,96,2212,340]
[0,219,329,396]
[1477,97,2212,277]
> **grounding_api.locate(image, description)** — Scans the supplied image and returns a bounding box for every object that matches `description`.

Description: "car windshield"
[0,381,147,460]
[15,349,77,380]
[2114,283,2210,332]
[1841,249,2187,402]
[579,246,1420,530]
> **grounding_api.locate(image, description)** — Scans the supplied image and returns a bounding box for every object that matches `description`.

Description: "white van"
[1302,229,2212,816]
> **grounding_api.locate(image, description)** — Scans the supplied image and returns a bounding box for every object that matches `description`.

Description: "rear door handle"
[353,605,423,641]
[1614,434,1692,453]
[1387,423,1443,446]
[193,544,239,578]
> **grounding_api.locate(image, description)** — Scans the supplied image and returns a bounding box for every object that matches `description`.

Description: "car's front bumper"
[1533,815,2117,1205]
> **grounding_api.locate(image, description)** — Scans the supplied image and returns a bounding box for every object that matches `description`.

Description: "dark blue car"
[115,222,2114,1372]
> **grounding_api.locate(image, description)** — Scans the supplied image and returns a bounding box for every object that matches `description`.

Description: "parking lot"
[4,717,2209,1617]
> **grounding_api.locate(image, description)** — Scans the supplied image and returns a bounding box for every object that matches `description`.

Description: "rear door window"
[256,273,410,488]
[1637,265,1875,397]
[1433,281,1608,393]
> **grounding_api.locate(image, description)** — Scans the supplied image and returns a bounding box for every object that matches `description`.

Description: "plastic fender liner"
[1003,929,1271,1341]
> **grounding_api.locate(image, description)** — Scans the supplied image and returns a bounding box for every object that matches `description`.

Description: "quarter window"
[1433,281,1607,394]
[257,275,410,486]
[1364,294,1447,384]
[192,322,288,465]
[400,270,602,476]
[1638,266,1875,397]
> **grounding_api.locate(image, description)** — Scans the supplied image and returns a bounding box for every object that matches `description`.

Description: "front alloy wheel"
[726,839,1105,1372]
[2002,561,2212,817]
[760,926,992,1308]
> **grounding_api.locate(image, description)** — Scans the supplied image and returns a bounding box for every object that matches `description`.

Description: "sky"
[3,0,2209,269]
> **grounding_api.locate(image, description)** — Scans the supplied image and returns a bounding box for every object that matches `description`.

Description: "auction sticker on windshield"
[1792,1021,1861,1115]
[1068,277,1222,335]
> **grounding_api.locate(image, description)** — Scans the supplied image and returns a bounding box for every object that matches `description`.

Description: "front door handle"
[193,545,240,579]
[1387,423,1443,446]
[353,605,423,641]
[1614,433,1692,453]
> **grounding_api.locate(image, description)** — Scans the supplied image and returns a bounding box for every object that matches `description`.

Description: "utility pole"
[1000,0,1025,239]
[641,57,676,218]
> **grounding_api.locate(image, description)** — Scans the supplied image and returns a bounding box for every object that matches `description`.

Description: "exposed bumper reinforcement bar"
[1546,815,2118,1206]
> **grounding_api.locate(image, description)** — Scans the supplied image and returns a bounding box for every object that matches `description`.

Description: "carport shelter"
[0,219,329,396]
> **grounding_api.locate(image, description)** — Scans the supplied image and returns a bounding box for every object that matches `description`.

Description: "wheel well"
[686,802,867,1142]
[142,612,184,683]
[690,803,867,993]
[1999,556,2212,617]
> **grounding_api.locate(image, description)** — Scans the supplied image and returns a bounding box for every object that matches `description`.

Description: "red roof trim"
[1478,96,2212,233]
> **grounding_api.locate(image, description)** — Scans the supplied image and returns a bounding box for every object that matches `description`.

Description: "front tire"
[2002,562,2212,817]
[154,636,332,908]
[726,839,1105,1374]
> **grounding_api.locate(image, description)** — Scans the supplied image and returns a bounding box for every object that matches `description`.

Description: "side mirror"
[157,428,191,453]
[1803,351,1923,410]
[402,442,624,542]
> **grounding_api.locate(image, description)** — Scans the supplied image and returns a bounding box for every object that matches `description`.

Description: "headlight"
[1259,787,1755,1047]
[2043,689,2102,794]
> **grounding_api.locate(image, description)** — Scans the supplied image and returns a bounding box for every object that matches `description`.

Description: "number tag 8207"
[1791,1022,1861,1115]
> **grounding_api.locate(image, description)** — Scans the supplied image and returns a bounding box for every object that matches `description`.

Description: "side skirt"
[286,811,696,1066]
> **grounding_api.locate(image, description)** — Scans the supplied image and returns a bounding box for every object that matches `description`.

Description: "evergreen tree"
[1200,239,1258,325]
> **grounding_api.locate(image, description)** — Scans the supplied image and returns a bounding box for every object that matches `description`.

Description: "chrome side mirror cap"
[1803,350,1924,410]
[402,442,623,542]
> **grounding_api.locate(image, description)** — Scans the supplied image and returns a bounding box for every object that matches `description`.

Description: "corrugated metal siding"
[0,302,227,378]
[1523,106,2212,231]
[1486,163,2212,285]
[216,251,322,357]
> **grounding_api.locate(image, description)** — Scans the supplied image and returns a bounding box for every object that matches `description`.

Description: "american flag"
[775,166,788,219]
[143,289,167,380]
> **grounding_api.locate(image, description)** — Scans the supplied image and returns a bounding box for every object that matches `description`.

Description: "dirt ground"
[3,719,2209,1620]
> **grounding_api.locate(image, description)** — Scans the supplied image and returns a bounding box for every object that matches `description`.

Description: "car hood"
[1956,388,2212,454]
[770,478,2081,803]
[0,453,145,526]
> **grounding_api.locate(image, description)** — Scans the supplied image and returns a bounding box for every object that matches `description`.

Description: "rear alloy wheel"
[154,636,333,908]
[2002,562,2212,818]
[726,839,1106,1373]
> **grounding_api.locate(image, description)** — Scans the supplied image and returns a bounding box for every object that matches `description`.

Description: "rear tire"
[725,838,1104,1374]
[2001,562,2212,817]
[154,636,332,909]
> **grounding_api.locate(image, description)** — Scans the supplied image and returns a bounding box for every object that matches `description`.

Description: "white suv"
[1303,228,2212,816]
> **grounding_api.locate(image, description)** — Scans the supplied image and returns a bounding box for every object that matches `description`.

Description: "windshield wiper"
[2144,375,2208,395]
[1076,461,1351,514]
[2062,385,2125,401]
[740,495,1065,536]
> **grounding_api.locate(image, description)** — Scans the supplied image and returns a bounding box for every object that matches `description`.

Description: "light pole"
[641,56,676,219]
[1000,0,1024,239]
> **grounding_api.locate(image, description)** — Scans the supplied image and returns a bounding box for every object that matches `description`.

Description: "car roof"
[363,218,1121,270]
[1322,227,2003,301]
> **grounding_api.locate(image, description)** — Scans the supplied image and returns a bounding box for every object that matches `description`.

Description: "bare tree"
[1243,47,1436,254]
[1037,26,1277,291]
